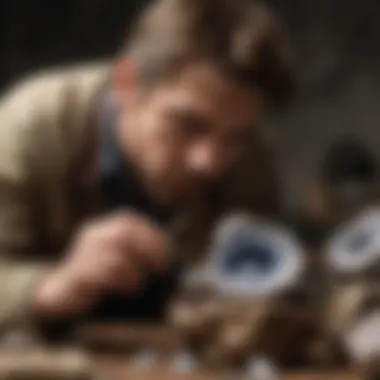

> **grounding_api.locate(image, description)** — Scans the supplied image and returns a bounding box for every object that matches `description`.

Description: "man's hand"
[33,213,171,319]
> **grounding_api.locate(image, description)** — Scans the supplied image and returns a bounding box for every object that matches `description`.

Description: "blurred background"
[0,0,380,209]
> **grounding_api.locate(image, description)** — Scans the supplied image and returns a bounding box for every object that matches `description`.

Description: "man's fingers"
[113,213,172,271]
[89,251,145,293]
[82,213,172,273]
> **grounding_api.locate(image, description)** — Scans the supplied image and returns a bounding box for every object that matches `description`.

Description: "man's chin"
[172,184,206,203]
[148,181,205,207]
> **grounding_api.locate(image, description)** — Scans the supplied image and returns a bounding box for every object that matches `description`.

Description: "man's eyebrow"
[169,107,212,128]
[226,124,255,137]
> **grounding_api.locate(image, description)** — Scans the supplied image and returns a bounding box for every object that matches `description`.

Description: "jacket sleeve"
[0,76,56,329]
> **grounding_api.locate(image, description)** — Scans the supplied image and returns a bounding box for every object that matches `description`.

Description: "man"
[0,0,291,334]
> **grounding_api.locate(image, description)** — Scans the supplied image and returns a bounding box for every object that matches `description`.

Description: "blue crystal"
[221,239,279,276]
[346,228,373,253]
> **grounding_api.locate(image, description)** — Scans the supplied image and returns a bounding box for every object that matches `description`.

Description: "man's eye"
[228,131,250,149]
[170,111,207,136]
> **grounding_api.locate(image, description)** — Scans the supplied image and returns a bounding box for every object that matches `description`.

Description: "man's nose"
[187,141,225,178]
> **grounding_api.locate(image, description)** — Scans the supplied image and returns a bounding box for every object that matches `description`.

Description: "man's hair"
[122,0,293,105]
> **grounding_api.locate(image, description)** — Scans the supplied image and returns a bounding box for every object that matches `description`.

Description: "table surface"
[85,351,363,379]
[94,366,362,380]
[0,325,363,380]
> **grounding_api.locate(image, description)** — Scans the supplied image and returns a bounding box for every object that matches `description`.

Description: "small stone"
[130,350,158,370]
[345,311,380,363]
[244,357,279,380]
[170,351,198,373]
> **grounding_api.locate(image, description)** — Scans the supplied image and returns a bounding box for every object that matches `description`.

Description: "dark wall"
[1,0,380,206]
[0,0,149,90]
[266,0,380,207]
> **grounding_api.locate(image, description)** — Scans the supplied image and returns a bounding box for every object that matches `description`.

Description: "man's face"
[114,62,265,205]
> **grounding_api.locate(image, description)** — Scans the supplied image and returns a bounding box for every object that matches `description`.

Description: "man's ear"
[112,59,138,106]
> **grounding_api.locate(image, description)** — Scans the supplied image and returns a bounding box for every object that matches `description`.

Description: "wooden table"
[92,366,362,380]
[0,325,363,380]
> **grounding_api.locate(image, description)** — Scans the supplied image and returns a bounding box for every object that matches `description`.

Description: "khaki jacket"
[0,62,280,328]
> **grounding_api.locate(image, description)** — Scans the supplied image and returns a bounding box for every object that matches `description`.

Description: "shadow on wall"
[0,0,150,91]
[266,0,380,208]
